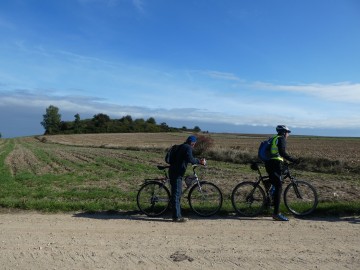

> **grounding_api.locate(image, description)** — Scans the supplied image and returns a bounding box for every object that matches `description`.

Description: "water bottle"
[269,185,275,196]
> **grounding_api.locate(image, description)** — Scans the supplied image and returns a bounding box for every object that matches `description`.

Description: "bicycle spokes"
[188,182,223,217]
[231,182,266,217]
[284,180,318,216]
[137,182,170,217]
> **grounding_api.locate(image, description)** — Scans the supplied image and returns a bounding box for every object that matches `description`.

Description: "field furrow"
[5,142,54,176]
[0,133,359,214]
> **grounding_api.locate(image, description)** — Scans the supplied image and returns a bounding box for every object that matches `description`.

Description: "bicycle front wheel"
[231,181,266,217]
[284,180,318,216]
[188,182,223,217]
[136,181,170,217]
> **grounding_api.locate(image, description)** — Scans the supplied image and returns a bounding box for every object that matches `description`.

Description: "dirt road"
[0,211,359,270]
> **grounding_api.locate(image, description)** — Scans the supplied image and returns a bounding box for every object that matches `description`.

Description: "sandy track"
[0,212,359,270]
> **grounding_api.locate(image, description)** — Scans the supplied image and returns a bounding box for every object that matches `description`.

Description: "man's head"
[276,125,291,136]
[186,135,197,147]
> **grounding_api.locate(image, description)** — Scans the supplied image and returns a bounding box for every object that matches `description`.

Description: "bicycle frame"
[232,162,318,217]
[251,162,309,202]
[282,164,306,200]
[143,165,203,197]
[137,164,223,217]
[250,162,270,196]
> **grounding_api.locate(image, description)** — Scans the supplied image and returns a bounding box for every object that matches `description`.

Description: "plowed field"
[1,133,359,269]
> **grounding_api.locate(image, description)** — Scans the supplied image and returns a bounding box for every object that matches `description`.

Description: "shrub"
[193,135,215,156]
[206,146,254,164]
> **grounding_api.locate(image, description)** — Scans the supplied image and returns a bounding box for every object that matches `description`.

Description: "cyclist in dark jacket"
[169,135,205,222]
[265,125,299,221]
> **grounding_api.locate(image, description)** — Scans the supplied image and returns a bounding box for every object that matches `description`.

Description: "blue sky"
[0,0,359,138]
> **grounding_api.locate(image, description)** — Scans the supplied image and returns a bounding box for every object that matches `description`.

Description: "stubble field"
[1,132,359,209]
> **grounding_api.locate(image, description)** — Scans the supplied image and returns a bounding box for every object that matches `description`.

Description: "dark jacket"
[276,135,297,163]
[169,143,199,178]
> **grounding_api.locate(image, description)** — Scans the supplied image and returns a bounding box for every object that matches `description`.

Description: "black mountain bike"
[137,165,223,217]
[231,162,318,217]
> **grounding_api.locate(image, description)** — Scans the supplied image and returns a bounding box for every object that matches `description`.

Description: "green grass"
[0,139,14,179]
[312,201,360,216]
[0,136,359,217]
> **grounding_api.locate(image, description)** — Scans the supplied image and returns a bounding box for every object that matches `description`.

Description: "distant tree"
[0,132,2,138]
[146,117,156,125]
[120,115,133,124]
[60,121,70,132]
[194,126,201,132]
[74,113,80,123]
[160,122,172,132]
[92,113,110,126]
[41,105,62,135]
[134,118,145,124]
[74,113,81,133]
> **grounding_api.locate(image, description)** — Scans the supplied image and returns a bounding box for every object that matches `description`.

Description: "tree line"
[40,105,201,135]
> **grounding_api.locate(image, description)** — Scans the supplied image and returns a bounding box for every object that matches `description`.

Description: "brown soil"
[0,211,359,269]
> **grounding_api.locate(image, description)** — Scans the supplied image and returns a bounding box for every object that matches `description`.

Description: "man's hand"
[200,158,207,166]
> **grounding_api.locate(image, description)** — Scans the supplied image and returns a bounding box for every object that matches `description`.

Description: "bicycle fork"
[290,180,303,199]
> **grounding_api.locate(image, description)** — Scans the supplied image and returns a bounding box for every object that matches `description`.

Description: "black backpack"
[165,144,181,164]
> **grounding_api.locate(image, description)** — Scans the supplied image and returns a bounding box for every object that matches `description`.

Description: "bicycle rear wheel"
[136,181,170,217]
[188,182,223,217]
[284,180,318,216]
[231,181,266,217]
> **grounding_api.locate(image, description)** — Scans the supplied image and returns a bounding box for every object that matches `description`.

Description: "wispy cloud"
[132,0,145,13]
[197,70,243,81]
[1,88,359,131]
[253,81,360,103]
[1,43,359,135]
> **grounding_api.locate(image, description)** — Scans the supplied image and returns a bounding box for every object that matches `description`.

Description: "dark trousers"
[170,176,183,219]
[265,160,283,215]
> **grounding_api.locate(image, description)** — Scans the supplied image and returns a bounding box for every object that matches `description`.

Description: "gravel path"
[0,212,359,269]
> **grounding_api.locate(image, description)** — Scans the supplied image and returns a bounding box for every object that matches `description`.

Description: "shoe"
[272,214,289,221]
[172,217,187,223]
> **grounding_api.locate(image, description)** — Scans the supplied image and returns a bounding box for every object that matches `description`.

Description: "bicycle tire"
[188,181,223,217]
[284,180,318,216]
[136,181,170,217]
[231,181,266,217]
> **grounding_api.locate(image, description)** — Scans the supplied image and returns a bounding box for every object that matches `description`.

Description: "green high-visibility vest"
[270,135,283,161]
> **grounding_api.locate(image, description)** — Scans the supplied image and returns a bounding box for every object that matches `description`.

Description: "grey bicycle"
[137,164,223,217]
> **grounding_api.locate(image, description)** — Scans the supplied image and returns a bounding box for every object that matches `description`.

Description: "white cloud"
[1,43,359,134]
[253,81,360,103]
[200,70,243,81]
[132,0,145,13]
[1,89,359,131]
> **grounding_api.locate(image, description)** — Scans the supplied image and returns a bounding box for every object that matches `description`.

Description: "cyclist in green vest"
[265,125,299,221]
